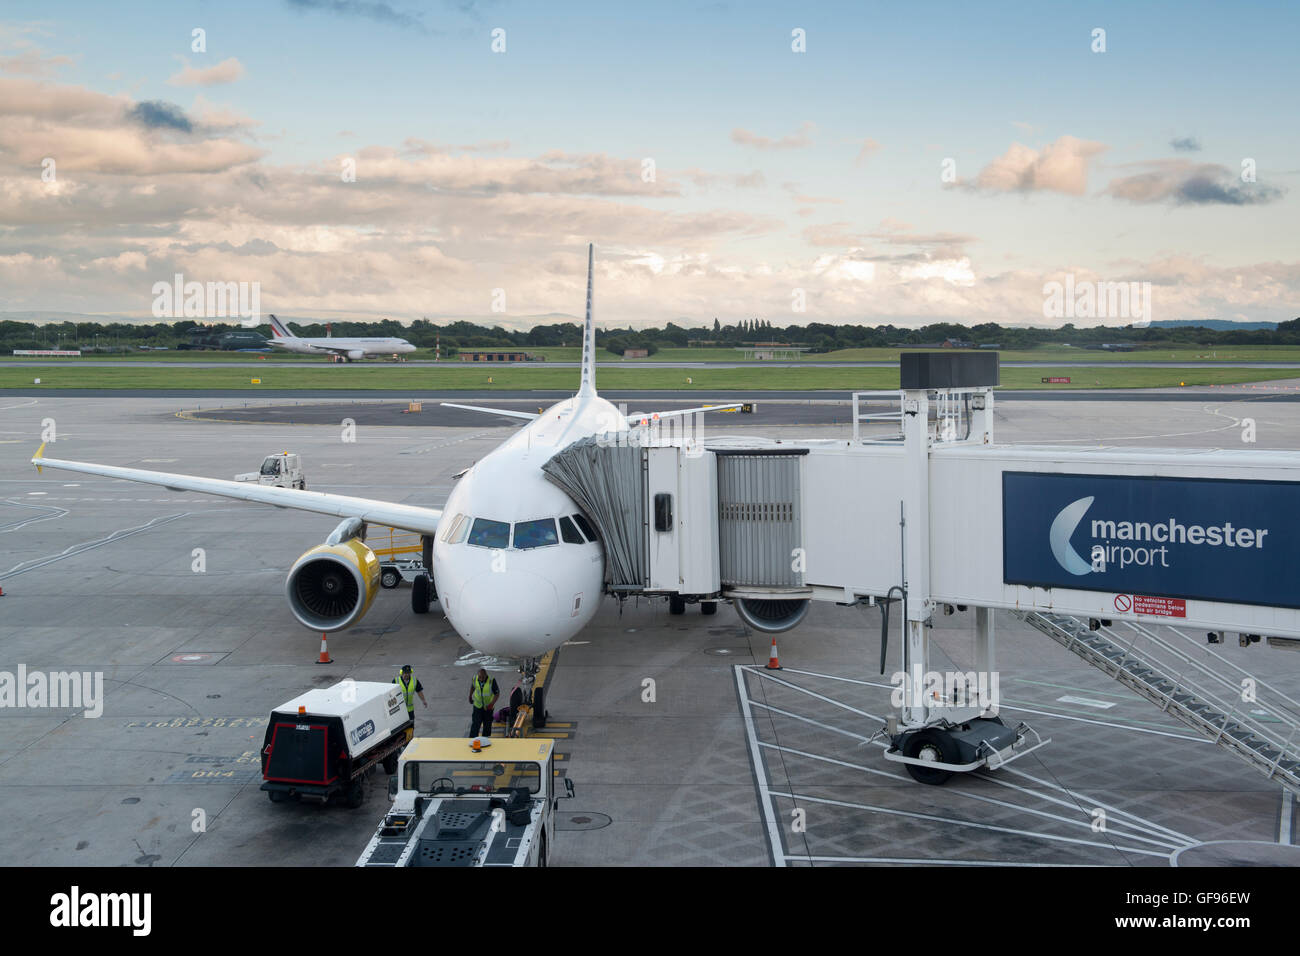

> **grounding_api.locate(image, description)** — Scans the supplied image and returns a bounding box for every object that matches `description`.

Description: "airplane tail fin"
[268,314,293,339]
[577,243,597,397]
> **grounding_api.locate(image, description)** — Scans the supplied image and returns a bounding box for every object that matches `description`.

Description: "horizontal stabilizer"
[440,402,539,422]
[626,402,744,426]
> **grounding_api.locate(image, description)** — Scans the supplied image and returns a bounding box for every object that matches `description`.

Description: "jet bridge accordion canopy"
[543,438,807,595]
[542,437,647,589]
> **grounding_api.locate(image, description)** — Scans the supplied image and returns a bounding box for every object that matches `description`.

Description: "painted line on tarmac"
[770,790,1171,859]
[0,499,68,533]
[0,512,191,579]
[735,665,786,868]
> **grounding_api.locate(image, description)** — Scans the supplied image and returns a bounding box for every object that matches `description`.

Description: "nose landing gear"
[518,657,547,730]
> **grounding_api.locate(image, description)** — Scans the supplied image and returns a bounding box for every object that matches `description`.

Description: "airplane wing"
[625,402,745,426]
[440,402,539,422]
[31,445,442,536]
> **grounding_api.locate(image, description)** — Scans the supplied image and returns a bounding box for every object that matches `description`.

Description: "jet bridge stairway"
[1016,611,1300,797]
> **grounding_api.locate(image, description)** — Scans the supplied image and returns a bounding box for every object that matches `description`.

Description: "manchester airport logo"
[1049,495,1271,576]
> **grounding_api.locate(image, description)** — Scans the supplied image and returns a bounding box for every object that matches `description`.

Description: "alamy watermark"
[0,666,104,718]
[890,668,1000,714]
[1043,275,1151,327]
[151,273,261,327]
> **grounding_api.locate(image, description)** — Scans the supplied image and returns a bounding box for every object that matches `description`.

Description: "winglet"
[32,441,46,474]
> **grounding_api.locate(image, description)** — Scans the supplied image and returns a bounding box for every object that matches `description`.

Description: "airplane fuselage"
[271,337,416,358]
[432,392,627,658]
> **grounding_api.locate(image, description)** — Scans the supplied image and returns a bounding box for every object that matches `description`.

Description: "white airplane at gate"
[31,246,738,674]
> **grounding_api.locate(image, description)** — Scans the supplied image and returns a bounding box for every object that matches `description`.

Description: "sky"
[0,0,1297,328]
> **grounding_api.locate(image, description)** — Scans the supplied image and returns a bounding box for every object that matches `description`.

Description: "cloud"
[129,100,193,132]
[684,168,766,189]
[1105,160,1285,206]
[284,0,427,31]
[167,57,245,87]
[2,73,1294,328]
[802,219,975,261]
[1170,136,1201,153]
[0,77,264,176]
[968,135,1108,195]
[854,137,881,165]
[731,121,814,150]
[0,49,75,76]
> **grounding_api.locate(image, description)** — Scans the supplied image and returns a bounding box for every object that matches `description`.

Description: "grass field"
[2,364,1293,392]
[13,344,1300,365]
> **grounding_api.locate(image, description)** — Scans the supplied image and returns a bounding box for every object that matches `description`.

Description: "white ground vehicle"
[355,737,574,867]
[236,452,305,489]
[261,680,413,808]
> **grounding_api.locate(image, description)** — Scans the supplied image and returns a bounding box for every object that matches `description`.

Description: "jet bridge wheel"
[701,601,717,615]
[902,729,958,785]
[669,595,686,615]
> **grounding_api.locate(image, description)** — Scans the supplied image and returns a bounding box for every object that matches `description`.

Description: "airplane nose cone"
[454,570,558,656]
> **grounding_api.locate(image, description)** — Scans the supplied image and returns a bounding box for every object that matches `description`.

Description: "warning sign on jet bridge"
[1131,595,1187,618]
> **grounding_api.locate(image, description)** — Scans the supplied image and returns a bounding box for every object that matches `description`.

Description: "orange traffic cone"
[765,637,782,670]
[316,633,332,664]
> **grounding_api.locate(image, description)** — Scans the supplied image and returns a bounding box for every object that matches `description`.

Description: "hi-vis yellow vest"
[397,672,416,710]
[472,677,494,709]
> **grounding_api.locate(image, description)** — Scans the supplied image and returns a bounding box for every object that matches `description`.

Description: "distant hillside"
[1149,319,1278,331]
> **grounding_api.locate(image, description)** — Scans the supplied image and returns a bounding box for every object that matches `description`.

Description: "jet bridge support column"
[975,607,995,678]
[900,389,932,728]
[881,354,1049,784]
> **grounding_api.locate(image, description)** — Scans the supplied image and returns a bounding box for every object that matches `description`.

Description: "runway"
[2,391,1299,865]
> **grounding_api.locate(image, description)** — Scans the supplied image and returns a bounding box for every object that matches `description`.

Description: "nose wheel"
[518,657,547,730]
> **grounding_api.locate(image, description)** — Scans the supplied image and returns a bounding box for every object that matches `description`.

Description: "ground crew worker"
[393,665,427,723]
[469,668,499,738]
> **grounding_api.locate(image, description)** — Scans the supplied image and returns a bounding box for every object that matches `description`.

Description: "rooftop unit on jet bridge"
[542,352,1300,787]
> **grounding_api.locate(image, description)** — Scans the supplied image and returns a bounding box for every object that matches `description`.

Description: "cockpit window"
[467,517,510,549]
[558,516,584,544]
[440,513,469,544]
[571,513,598,542]
[513,518,558,550]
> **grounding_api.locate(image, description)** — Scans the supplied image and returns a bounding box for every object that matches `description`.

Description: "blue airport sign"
[1002,471,1300,609]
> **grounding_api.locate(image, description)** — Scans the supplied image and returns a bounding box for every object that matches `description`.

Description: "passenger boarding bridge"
[542,353,1300,792]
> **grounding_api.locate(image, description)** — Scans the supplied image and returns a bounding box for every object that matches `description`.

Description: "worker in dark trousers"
[393,665,427,724]
[469,668,499,738]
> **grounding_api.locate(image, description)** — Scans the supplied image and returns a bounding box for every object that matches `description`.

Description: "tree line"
[2,315,1298,355]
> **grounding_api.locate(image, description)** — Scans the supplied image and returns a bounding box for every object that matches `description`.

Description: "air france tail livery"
[32,246,738,686]
[267,314,416,361]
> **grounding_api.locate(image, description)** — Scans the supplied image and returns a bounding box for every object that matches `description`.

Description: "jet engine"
[346,349,365,361]
[733,597,811,634]
[286,518,380,631]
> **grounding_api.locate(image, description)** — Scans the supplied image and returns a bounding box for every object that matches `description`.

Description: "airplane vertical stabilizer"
[268,314,294,340]
[577,243,597,397]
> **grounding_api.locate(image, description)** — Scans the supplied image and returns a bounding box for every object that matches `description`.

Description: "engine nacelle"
[346,349,365,361]
[733,597,811,634]
[286,537,381,632]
